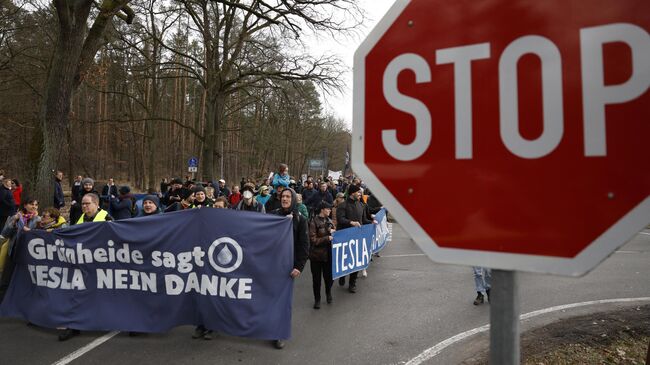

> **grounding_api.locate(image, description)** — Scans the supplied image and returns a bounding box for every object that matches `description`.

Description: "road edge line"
[51,331,120,365]
[404,297,650,365]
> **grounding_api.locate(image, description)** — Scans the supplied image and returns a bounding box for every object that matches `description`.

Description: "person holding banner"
[77,193,113,224]
[0,198,40,304]
[308,201,335,308]
[335,184,373,293]
[270,188,309,349]
[140,195,162,216]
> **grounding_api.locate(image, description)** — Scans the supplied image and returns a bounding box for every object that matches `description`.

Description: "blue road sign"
[188,157,198,167]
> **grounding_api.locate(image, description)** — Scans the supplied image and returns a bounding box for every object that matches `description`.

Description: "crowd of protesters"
[0,164,386,348]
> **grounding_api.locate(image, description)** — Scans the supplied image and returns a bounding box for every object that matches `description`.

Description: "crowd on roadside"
[0,164,384,348]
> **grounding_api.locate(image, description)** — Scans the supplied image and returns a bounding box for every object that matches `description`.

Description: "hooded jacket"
[271,188,309,272]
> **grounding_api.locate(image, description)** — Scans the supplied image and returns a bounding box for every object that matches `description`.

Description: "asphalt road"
[1,224,649,365]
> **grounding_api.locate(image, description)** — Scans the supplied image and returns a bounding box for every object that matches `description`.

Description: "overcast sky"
[307,0,396,129]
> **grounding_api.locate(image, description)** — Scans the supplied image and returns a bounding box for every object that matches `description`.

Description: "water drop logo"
[208,237,243,273]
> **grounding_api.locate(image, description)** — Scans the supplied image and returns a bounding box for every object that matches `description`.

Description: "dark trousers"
[310,259,333,301]
[349,271,359,287]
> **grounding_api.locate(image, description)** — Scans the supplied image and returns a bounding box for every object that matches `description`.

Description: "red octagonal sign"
[353,0,650,275]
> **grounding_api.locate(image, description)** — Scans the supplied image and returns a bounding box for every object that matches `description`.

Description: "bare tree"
[32,0,135,205]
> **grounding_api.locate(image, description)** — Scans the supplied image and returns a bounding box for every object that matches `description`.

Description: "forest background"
[0,0,364,201]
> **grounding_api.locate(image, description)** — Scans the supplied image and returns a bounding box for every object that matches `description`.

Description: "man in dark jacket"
[270,188,309,349]
[335,184,373,293]
[0,177,16,228]
[264,185,284,213]
[305,181,333,213]
[162,178,184,207]
[54,171,65,209]
[110,186,135,220]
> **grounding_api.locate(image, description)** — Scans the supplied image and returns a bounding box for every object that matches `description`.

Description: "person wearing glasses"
[76,193,113,224]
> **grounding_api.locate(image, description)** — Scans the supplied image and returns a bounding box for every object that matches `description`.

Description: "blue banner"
[331,208,391,279]
[0,209,294,340]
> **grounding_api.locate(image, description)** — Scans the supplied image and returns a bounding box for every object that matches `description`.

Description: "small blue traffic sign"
[188,157,198,167]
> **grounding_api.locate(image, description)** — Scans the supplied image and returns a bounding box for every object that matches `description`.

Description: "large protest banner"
[0,209,294,340]
[331,209,391,279]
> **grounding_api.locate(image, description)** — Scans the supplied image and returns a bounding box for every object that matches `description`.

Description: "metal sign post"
[489,270,520,365]
[188,157,198,181]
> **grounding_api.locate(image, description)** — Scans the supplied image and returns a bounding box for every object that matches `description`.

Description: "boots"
[473,292,484,305]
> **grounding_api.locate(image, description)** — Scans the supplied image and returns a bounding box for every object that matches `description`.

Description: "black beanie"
[348,184,361,195]
[317,200,333,212]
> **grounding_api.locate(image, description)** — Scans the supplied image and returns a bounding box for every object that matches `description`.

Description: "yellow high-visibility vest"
[76,209,109,225]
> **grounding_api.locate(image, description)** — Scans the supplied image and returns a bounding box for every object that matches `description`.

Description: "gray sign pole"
[489,269,520,364]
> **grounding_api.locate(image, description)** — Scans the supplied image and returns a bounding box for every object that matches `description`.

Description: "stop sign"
[353,0,650,276]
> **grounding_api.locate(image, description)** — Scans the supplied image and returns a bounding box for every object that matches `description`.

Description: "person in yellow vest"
[59,193,113,342]
[76,193,112,225]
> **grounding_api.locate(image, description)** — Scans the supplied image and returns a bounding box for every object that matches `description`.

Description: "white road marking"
[640,231,650,236]
[51,331,120,365]
[404,297,650,365]
[616,250,643,254]
[380,254,427,258]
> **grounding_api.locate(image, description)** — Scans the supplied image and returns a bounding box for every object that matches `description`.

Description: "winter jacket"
[0,186,16,217]
[335,197,372,230]
[271,189,309,272]
[308,215,334,262]
[297,203,309,220]
[11,185,22,207]
[306,189,333,210]
[236,199,265,213]
[256,194,271,206]
[271,173,290,189]
[264,194,282,213]
[54,178,65,209]
[110,194,135,220]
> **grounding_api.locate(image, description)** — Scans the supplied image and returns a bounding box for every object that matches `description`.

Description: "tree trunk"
[34,24,87,206]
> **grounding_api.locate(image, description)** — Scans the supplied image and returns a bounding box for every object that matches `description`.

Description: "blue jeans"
[472,267,491,293]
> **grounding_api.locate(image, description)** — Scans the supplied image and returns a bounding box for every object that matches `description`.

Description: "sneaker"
[338,277,345,286]
[326,293,333,304]
[348,285,357,293]
[273,340,285,349]
[203,330,213,340]
[473,292,484,305]
[58,329,80,341]
[313,301,321,309]
[192,326,206,339]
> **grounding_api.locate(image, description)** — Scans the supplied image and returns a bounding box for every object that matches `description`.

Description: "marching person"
[270,188,309,349]
[100,178,118,211]
[255,185,271,207]
[38,207,68,231]
[308,201,335,309]
[77,193,113,224]
[162,178,184,207]
[0,177,16,229]
[0,198,41,304]
[235,184,264,213]
[192,186,213,208]
[264,185,284,213]
[70,178,99,225]
[53,171,65,210]
[335,184,373,293]
[110,186,135,220]
[213,197,229,209]
[228,185,242,207]
[271,163,291,192]
[140,195,162,216]
[472,267,491,305]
